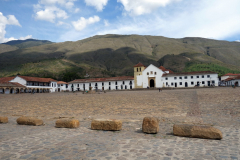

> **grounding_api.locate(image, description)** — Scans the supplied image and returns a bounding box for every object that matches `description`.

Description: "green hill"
[0,34,240,81]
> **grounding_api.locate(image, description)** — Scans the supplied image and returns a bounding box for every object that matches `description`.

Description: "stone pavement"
[0,88,240,159]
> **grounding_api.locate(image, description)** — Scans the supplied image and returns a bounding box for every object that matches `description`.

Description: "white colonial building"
[69,76,134,91]
[57,81,69,92]
[0,75,58,94]
[222,76,240,87]
[134,62,219,88]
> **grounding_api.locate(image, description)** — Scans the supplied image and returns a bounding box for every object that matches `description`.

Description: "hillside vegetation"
[0,35,240,81]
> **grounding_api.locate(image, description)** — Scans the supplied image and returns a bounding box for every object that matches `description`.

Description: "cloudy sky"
[1,0,240,43]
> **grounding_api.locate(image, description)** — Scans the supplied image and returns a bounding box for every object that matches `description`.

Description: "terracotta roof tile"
[224,75,240,81]
[134,62,145,67]
[0,77,15,83]
[57,81,68,84]
[222,73,240,76]
[162,71,217,77]
[0,82,26,88]
[18,76,57,83]
[69,76,134,83]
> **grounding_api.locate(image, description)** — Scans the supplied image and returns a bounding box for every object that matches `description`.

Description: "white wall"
[69,79,134,91]
[10,76,27,86]
[162,73,219,88]
[142,64,164,88]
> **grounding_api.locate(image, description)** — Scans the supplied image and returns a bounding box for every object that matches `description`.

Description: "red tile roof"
[18,76,57,82]
[224,75,240,81]
[69,76,134,83]
[0,82,26,88]
[159,66,174,73]
[57,81,68,84]
[222,73,240,76]
[134,62,145,67]
[0,77,15,83]
[162,71,217,77]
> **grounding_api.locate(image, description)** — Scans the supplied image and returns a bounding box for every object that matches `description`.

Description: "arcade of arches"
[0,87,50,94]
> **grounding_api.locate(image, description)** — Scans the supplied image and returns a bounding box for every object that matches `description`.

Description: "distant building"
[68,76,134,91]
[0,75,58,94]
[57,81,69,92]
[222,75,240,87]
[134,62,219,88]
[221,73,240,81]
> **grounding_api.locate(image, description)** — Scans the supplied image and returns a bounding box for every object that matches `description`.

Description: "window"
[54,83,56,87]
[191,76,193,79]
[89,83,91,86]
[77,84,79,87]
[151,71,153,74]
[202,81,205,84]
[202,75,204,78]
[52,83,53,87]
[109,82,111,85]
[154,72,157,75]
[212,80,215,84]
[207,75,210,78]
[179,77,182,79]
[137,68,138,72]
[115,81,117,85]
[180,82,182,85]
[66,84,68,88]
[165,78,168,80]
[166,82,168,85]
[140,68,141,71]
[130,81,132,85]
[197,76,199,78]
[191,82,194,85]
[174,77,177,80]
[171,83,173,86]
[102,82,104,86]
[147,72,149,75]
[95,83,98,86]
[123,81,125,84]
[184,76,187,79]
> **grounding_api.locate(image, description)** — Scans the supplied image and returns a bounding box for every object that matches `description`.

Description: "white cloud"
[34,0,77,23]
[95,0,240,41]
[19,35,32,40]
[0,12,22,43]
[104,19,109,26]
[72,16,100,31]
[117,0,181,16]
[84,0,108,11]
[74,8,80,13]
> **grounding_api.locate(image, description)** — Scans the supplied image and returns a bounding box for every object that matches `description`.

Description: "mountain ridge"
[0,34,240,81]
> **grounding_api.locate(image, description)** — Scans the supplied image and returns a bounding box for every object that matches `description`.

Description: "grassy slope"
[0,34,240,80]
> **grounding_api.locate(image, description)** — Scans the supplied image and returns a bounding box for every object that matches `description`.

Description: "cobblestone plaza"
[0,88,240,159]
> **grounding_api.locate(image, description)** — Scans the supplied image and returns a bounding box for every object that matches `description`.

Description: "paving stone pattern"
[0,88,240,159]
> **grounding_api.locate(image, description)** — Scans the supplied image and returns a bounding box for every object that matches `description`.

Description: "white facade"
[57,83,69,92]
[135,64,219,88]
[162,73,219,88]
[5,76,58,93]
[69,79,134,91]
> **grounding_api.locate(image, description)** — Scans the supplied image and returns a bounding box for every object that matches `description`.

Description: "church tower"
[134,62,145,88]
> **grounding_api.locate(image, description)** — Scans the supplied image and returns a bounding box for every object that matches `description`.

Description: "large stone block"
[91,119,122,131]
[55,119,80,128]
[142,117,159,134]
[173,124,223,140]
[16,116,43,126]
[0,117,8,123]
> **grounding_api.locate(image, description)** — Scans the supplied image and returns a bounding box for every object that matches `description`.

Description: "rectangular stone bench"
[55,119,80,128]
[91,119,122,131]
[173,124,223,140]
[17,116,43,126]
[0,117,8,123]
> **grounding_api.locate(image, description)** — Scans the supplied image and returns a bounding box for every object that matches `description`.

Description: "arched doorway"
[235,81,239,87]
[150,79,155,88]
[185,82,188,87]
